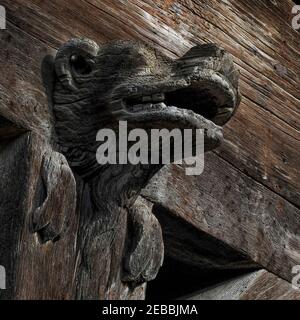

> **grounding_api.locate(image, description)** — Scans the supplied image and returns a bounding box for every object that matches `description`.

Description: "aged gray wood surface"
[185,269,300,300]
[142,158,300,283]
[1,0,299,206]
[0,0,299,299]
[40,36,239,299]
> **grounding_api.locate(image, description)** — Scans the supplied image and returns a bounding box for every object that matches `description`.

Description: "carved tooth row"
[152,93,165,102]
[142,96,152,103]
[141,93,165,103]
[128,102,167,113]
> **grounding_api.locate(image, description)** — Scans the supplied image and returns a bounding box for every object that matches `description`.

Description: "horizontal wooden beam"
[1,0,299,207]
[185,269,300,300]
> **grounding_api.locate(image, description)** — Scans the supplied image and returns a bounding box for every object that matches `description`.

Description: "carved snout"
[55,38,99,91]
[170,44,241,126]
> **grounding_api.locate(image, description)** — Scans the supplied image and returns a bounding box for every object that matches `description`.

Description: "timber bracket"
[41,38,240,292]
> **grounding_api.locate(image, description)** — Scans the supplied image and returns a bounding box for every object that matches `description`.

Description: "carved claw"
[31,150,76,243]
[123,197,164,285]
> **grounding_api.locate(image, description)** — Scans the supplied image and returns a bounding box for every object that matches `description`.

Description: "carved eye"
[70,55,94,75]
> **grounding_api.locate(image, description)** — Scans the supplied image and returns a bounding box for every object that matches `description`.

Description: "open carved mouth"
[124,81,237,130]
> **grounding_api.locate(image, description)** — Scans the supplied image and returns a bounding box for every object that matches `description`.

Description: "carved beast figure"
[41,38,240,299]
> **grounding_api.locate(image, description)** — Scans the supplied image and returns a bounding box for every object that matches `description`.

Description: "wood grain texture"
[124,197,164,284]
[0,0,299,300]
[38,35,239,299]
[0,134,31,300]
[152,204,257,270]
[185,269,300,300]
[0,116,27,140]
[11,133,78,299]
[1,0,299,206]
[0,132,147,299]
[142,156,300,284]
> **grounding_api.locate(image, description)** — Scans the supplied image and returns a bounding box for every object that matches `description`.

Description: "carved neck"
[73,163,163,299]
[79,163,161,216]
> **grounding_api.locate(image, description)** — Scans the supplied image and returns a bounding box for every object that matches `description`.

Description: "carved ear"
[54,38,99,91]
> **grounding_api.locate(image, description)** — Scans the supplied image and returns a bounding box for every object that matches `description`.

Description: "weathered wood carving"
[41,38,240,299]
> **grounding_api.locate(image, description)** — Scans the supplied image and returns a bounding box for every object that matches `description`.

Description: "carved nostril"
[70,54,93,75]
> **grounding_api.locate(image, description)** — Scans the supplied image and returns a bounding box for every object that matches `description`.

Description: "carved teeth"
[126,93,166,107]
[151,93,165,102]
[142,96,152,103]
[130,103,153,112]
[128,102,168,113]
[141,93,165,103]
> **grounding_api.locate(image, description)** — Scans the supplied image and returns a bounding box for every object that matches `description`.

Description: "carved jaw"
[50,40,240,163]
[123,76,238,128]
[43,40,242,180]
[122,100,223,152]
[108,44,240,152]
[42,39,241,292]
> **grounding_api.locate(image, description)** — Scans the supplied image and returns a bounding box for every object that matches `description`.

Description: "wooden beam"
[185,269,300,300]
[142,156,300,283]
[1,0,299,206]
[152,204,257,270]
[0,134,31,299]
[0,133,79,299]
[0,116,27,140]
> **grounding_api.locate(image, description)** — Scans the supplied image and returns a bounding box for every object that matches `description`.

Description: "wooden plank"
[0,116,27,140]
[217,97,300,207]
[1,0,299,207]
[0,134,31,300]
[152,204,257,270]
[0,132,146,299]
[141,154,300,283]
[185,269,300,300]
[0,23,53,136]
[0,133,78,299]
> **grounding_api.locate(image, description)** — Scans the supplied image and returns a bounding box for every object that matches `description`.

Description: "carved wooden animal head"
[45,38,240,176]
[41,39,241,288]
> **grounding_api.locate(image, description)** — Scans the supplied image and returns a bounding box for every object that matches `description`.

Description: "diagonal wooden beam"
[142,156,300,283]
[184,269,300,300]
